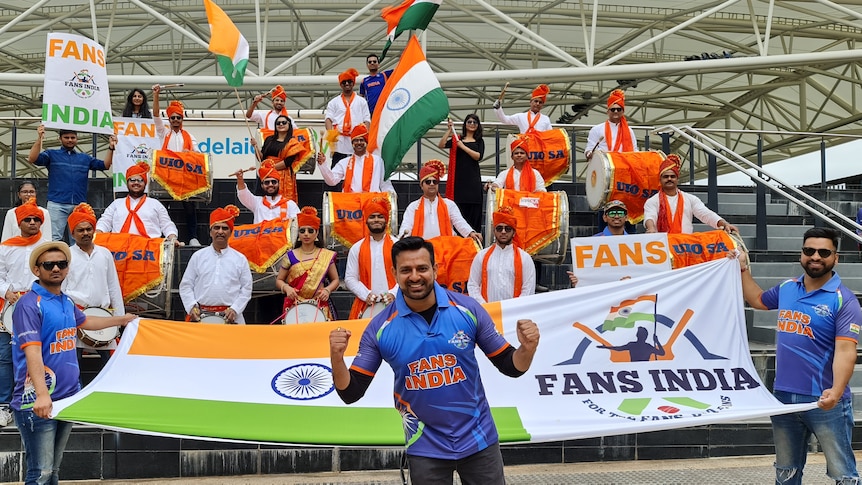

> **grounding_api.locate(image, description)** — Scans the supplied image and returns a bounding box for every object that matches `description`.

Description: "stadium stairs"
[0,177,860,481]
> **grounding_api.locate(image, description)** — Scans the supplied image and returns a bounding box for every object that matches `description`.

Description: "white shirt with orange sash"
[492,167,547,192]
[2,208,51,243]
[318,153,394,193]
[467,243,535,304]
[324,94,370,154]
[248,110,298,132]
[0,243,39,296]
[96,195,178,238]
[585,121,639,155]
[398,196,474,239]
[344,235,398,302]
[179,245,253,324]
[236,188,300,224]
[155,120,199,152]
[642,190,723,234]
[63,244,125,350]
[493,107,552,133]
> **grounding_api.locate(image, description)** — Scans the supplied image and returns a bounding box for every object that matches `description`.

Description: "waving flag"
[368,35,448,179]
[204,0,249,87]
[602,294,657,331]
[380,0,442,61]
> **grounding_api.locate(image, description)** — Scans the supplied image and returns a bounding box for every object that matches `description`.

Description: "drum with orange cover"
[484,188,569,264]
[585,150,665,223]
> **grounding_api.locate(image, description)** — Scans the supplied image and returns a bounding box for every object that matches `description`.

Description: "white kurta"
[179,245,253,323]
[324,94,370,154]
[318,153,394,193]
[493,107,552,133]
[468,244,536,304]
[63,244,125,350]
[96,196,178,237]
[1,207,52,243]
[585,121,639,155]
[248,110,298,132]
[492,167,547,192]
[344,235,398,301]
[642,190,724,234]
[155,120,199,152]
[236,187,300,223]
[0,242,39,295]
[398,196,475,238]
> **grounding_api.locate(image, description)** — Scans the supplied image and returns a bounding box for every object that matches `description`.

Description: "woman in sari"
[275,206,339,320]
[250,114,305,203]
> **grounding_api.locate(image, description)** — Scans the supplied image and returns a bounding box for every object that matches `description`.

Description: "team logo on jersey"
[813,304,832,318]
[448,330,471,350]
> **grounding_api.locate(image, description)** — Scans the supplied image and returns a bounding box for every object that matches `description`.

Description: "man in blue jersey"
[359,54,393,115]
[330,236,540,485]
[741,227,861,485]
[11,241,134,484]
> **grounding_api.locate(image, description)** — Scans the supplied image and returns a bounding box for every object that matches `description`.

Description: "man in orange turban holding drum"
[344,197,397,319]
[489,136,547,192]
[468,206,535,303]
[585,88,639,161]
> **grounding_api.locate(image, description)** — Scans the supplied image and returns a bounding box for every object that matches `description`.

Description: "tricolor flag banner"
[53,259,814,445]
[42,33,114,134]
[380,0,442,61]
[204,0,249,87]
[368,35,449,179]
[112,117,158,192]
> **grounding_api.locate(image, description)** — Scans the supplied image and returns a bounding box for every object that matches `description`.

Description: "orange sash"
[412,197,452,237]
[505,164,537,192]
[428,236,479,295]
[509,129,570,186]
[481,244,522,301]
[2,232,42,247]
[668,231,735,269]
[604,118,634,152]
[343,154,374,193]
[150,149,211,200]
[230,219,293,273]
[162,129,193,152]
[258,109,289,139]
[120,195,150,237]
[94,232,165,301]
[604,151,664,224]
[657,190,685,234]
[348,236,395,319]
[493,189,562,255]
[327,192,390,248]
[340,93,355,136]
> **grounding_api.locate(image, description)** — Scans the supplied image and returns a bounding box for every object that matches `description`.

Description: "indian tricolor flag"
[380,0,442,61]
[204,0,249,87]
[368,35,449,179]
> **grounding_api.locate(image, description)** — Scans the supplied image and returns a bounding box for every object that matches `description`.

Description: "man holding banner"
[28,125,117,242]
[741,227,861,484]
[330,236,540,484]
[96,162,179,242]
[468,206,534,303]
[567,200,631,287]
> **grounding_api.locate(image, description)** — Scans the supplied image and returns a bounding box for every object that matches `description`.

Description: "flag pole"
[232,87,262,166]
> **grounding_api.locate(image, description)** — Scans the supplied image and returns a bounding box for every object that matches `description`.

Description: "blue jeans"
[14,409,74,485]
[0,331,11,403]
[772,390,860,484]
[46,201,74,243]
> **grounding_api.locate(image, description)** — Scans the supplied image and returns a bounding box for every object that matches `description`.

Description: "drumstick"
[157,83,185,89]
[496,82,510,102]
[586,136,604,160]
[258,87,278,98]
[229,166,256,177]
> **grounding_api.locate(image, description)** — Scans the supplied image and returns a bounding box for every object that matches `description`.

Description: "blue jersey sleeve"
[349,319,384,377]
[761,282,784,310]
[13,294,43,348]
[836,286,861,342]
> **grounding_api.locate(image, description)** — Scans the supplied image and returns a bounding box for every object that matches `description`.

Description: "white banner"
[112,117,159,192]
[42,33,114,134]
[572,233,673,286]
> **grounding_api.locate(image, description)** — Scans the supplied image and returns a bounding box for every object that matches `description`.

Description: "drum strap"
[481,244,522,301]
[200,305,229,312]
[121,195,150,238]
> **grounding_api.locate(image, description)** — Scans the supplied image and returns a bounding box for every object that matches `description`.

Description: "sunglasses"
[801,247,834,258]
[38,260,68,270]
[127,178,145,184]
[494,225,514,233]
[609,107,623,113]
[465,119,478,125]
[367,60,378,64]
[275,120,289,126]
[423,179,439,185]
[341,80,354,85]
[606,210,627,218]
[261,179,279,186]
[299,228,317,234]
[22,217,42,223]
[169,115,183,120]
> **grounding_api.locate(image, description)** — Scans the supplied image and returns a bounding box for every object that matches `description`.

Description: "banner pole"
[233,88,262,166]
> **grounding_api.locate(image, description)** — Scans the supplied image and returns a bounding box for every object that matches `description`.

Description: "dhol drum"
[504,130,571,186]
[0,300,17,334]
[250,218,297,295]
[484,188,569,264]
[199,312,228,324]
[125,240,175,318]
[79,307,119,348]
[322,191,398,257]
[584,150,666,223]
[359,301,389,320]
[282,301,328,325]
[148,151,214,203]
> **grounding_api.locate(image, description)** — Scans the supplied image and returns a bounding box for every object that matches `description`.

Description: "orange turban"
[364,196,391,223]
[258,160,279,181]
[209,205,240,232]
[296,206,321,229]
[350,125,368,141]
[492,206,517,229]
[510,135,529,153]
[272,85,287,100]
[660,154,681,177]
[126,161,149,184]
[338,68,359,84]
[67,203,96,230]
[607,89,625,108]
[166,100,184,119]
[419,159,446,182]
[15,198,42,225]
[531,84,550,102]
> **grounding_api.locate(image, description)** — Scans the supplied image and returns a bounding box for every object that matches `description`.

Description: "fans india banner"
[112,117,159,193]
[52,258,813,445]
[42,33,114,134]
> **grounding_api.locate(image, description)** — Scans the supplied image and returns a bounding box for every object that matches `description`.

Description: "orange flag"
[428,236,479,295]
[230,219,293,273]
[94,233,165,301]
[151,149,211,200]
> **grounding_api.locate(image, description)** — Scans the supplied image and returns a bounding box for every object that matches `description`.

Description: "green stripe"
[56,392,529,444]
[393,3,440,38]
[216,55,247,87]
[617,398,651,415]
[381,87,448,178]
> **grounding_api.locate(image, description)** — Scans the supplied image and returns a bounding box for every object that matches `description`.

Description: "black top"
[444,138,484,204]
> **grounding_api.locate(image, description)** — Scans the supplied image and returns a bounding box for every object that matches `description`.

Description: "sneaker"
[189,238,201,247]
[0,406,13,427]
